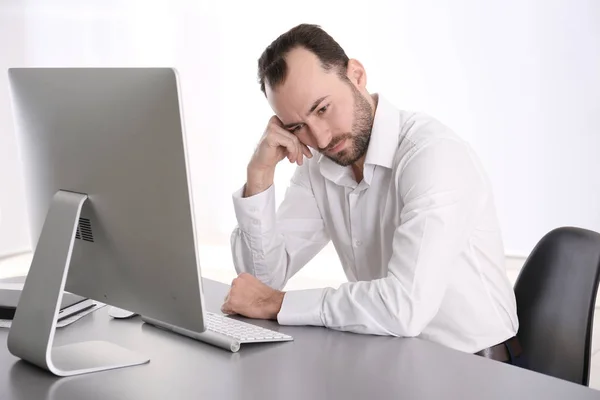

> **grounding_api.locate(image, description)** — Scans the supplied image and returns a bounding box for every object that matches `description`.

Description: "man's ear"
[346,59,367,89]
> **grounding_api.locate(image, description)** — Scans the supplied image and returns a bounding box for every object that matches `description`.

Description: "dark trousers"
[503,341,528,369]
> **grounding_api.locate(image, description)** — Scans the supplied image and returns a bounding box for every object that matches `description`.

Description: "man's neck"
[351,157,366,183]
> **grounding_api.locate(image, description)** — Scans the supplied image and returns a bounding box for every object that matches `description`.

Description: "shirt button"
[252,219,259,225]
[249,207,258,213]
[354,240,362,247]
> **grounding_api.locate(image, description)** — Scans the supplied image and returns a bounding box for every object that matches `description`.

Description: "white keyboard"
[142,312,293,352]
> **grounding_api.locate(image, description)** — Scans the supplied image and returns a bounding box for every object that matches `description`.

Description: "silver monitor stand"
[7,191,149,376]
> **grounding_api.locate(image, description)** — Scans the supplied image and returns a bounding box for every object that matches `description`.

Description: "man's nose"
[309,123,331,150]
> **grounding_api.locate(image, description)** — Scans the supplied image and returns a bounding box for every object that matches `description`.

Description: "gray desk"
[1,278,599,400]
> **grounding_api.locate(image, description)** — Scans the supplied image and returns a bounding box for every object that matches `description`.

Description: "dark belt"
[475,336,522,362]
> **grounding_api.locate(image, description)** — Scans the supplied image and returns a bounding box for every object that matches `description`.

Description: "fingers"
[293,139,304,166]
[266,117,298,163]
[222,274,246,314]
[221,290,237,315]
[221,303,236,315]
[301,143,312,159]
[266,128,299,163]
[260,115,314,169]
[267,123,313,166]
[269,115,285,127]
[221,304,236,315]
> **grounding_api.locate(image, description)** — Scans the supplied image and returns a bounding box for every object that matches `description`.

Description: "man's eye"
[291,125,303,133]
[317,104,329,115]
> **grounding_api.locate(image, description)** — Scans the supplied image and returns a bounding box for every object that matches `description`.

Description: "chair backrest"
[514,227,600,385]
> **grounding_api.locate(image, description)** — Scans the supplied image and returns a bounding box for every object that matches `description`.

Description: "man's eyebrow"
[306,95,329,116]
[282,95,330,130]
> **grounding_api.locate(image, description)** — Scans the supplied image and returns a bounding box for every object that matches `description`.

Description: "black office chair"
[514,226,600,386]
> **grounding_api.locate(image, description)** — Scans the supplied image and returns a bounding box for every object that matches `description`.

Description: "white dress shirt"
[231,94,518,353]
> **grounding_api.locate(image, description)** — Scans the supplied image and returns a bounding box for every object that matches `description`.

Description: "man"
[221,23,522,365]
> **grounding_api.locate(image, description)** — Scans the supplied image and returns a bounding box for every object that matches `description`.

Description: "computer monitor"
[6,67,206,376]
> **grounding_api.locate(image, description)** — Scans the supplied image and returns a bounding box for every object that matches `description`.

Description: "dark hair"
[257,23,349,95]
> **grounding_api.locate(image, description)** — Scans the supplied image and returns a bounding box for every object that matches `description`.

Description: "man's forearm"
[244,165,275,198]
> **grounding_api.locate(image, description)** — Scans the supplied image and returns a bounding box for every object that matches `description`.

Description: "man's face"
[265,47,374,167]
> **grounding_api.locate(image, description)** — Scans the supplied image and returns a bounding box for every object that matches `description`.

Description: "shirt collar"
[363,94,401,169]
[318,94,400,186]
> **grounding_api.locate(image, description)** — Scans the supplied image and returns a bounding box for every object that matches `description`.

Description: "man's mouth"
[327,138,346,154]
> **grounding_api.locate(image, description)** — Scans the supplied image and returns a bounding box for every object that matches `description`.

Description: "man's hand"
[221,273,285,320]
[244,115,313,197]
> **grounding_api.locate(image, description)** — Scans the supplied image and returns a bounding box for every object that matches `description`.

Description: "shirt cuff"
[277,288,327,327]
[232,184,276,234]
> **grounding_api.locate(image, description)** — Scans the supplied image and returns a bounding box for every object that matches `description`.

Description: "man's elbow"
[386,301,434,338]
[399,320,427,337]
[364,317,425,338]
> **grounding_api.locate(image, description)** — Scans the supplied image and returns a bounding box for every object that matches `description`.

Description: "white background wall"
[1,1,599,267]
[0,3,28,257]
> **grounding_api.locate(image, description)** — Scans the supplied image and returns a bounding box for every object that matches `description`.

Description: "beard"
[321,85,374,167]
